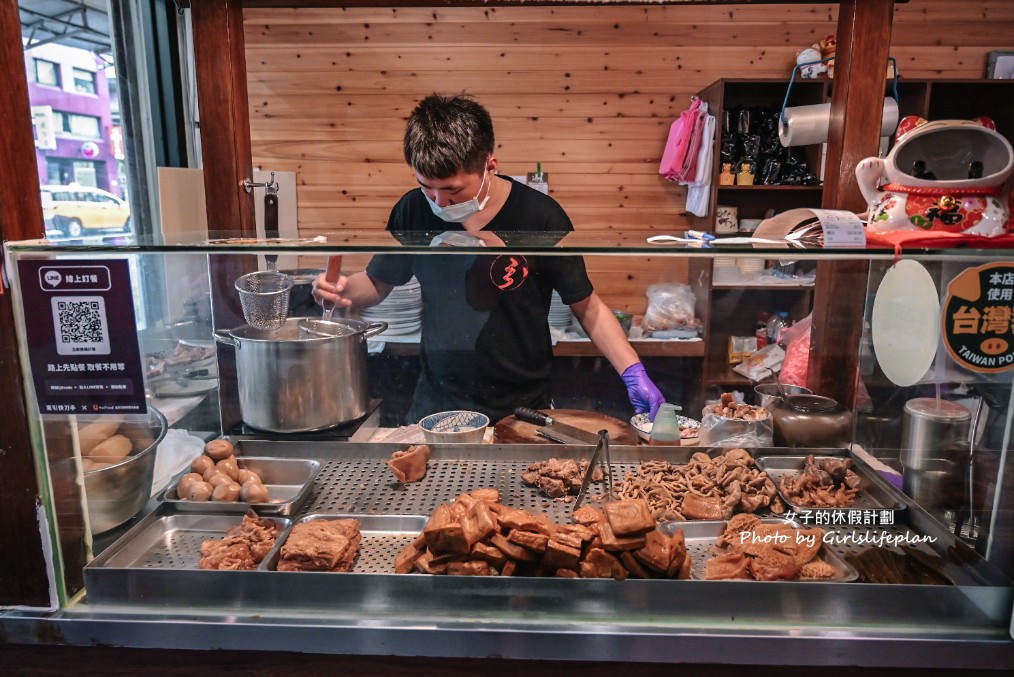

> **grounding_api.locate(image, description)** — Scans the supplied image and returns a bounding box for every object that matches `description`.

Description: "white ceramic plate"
[871,260,940,387]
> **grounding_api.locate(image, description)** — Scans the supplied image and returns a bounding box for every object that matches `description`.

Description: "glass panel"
[72,67,96,94]
[34,57,59,86]
[2,243,1012,639]
[24,27,131,242]
[68,113,100,138]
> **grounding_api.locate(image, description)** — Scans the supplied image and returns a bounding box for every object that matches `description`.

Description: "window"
[52,111,101,139]
[72,68,96,95]
[34,58,60,87]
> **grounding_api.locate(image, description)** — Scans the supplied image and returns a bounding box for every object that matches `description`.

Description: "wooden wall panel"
[245,0,1007,314]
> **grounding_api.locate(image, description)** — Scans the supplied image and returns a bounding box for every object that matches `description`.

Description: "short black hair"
[403,94,494,179]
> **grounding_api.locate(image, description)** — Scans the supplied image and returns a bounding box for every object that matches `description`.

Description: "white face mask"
[425,170,491,223]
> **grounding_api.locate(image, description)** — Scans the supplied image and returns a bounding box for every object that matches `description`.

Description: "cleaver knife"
[514,407,600,446]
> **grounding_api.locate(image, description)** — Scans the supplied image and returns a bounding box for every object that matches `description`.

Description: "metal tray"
[659,519,859,582]
[86,512,292,570]
[756,454,906,513]
[260,514,427,573]
[159,457,320,516]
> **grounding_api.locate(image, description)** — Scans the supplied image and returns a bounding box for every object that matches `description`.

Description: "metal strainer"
[234,270,293,330]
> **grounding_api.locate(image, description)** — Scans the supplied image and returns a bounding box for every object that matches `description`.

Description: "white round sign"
[871,260,940,387]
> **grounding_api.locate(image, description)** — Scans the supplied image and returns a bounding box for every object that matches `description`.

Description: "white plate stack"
[712,258,740,285]
[548,291,574,330]
[360,277,422,336]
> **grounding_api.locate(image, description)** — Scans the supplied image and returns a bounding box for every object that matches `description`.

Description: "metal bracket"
[243,172,278,194]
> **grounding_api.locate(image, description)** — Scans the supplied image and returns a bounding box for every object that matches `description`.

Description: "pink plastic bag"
[659,98,706,183]
[778,313,872,410]
[779,315,811,388]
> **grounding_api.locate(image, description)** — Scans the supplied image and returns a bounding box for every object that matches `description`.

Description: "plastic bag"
[698,408,774,448]
[642,283,701,336]
[732,343,785,382]
[779,313,812,387]
[659,98,707,183]
[776,312,873,410]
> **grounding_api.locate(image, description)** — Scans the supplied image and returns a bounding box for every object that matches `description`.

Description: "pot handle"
[213,329,236,347]
[361,321,389,341]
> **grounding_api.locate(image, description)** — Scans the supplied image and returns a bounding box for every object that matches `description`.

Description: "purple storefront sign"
[17,259,147,414]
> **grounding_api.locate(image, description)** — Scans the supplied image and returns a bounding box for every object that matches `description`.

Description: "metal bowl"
[754,383,811,409]
[83,408,168,534]
[418,410,489,444]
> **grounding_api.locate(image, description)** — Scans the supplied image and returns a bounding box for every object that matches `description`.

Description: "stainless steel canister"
[900,397,971,470]
[215,317,387,432]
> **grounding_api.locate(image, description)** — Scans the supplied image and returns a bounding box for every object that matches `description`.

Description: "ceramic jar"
[768,394,853,448]
[855,117,1013,236]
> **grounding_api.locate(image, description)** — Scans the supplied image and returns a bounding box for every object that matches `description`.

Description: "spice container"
[900,398,970,470]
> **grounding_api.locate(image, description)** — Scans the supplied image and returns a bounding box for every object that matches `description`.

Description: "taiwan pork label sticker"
[942,262,1014,373]
[17,259,147,414]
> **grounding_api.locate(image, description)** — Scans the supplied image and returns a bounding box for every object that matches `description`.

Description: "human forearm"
[571,293,640,374]
[312,270,391,311]
[572,292,665,419]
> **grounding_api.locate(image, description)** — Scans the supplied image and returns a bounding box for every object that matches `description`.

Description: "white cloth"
[150,428,206,497]
[686,114,716,218]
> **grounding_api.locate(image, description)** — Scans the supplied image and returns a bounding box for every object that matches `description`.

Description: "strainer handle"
[213,329,236,347]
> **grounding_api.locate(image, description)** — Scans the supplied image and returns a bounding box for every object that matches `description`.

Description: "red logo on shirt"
[489,255,529,291]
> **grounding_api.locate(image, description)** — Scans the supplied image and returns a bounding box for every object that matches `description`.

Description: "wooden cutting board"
[493,409,638,445]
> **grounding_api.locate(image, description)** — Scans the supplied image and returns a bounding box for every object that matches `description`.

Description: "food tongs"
[573,429,614,511]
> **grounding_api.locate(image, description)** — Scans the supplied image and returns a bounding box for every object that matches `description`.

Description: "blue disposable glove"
[621,362,664,421]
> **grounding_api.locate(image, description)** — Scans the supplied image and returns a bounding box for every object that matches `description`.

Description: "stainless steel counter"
[3,443,1013,669]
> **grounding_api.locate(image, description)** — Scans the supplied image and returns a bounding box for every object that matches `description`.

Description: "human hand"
[621,362,664,421]
[311,272,353,311]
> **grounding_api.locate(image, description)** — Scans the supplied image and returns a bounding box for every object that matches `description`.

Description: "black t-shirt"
[366,176,594,423]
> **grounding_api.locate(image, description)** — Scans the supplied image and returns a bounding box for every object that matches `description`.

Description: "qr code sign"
[51,295,110,355]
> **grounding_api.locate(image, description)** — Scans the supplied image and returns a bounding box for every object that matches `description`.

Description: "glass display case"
[1,233,1012,669]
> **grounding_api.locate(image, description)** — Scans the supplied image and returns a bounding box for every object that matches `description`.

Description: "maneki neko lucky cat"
[856,116,1014,237]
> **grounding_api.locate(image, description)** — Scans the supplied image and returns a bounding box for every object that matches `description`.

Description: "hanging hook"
[243,172,278,194]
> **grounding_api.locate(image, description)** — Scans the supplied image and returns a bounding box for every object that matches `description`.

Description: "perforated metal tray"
[659,519,859,582]
[158,457,320,516]
[756,454,906,513]
[260,514,427,573]
[86,513,291,570]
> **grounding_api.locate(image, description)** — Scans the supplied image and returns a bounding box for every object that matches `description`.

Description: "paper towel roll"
[779,97,899,147]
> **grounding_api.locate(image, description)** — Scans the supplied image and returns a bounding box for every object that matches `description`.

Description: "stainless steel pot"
[215,317,387,432]
[84,407,168,534]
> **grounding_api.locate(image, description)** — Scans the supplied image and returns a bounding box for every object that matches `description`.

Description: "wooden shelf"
[702,365,755,387]
[554,339,705,358]
[711,283,814,290]
[715,185,824,191]
[378,339,706,359]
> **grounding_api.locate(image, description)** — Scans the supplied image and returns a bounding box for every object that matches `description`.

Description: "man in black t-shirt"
[314,94,663,424]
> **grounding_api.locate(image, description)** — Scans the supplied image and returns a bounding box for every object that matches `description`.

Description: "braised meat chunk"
[199,513,280,570]
[780,454,861,508]
[705,519,832,581]
[388,444,431,483]
[398,493,692,581]
[521,457,602,498]
[277,518,362,572]
[618,449,781,522]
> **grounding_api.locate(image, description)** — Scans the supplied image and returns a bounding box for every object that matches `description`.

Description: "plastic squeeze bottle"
[649,403,682,446]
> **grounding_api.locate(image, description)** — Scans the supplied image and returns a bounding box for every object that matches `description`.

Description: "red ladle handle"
[325,256,343,284]
[322,256,343,321]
